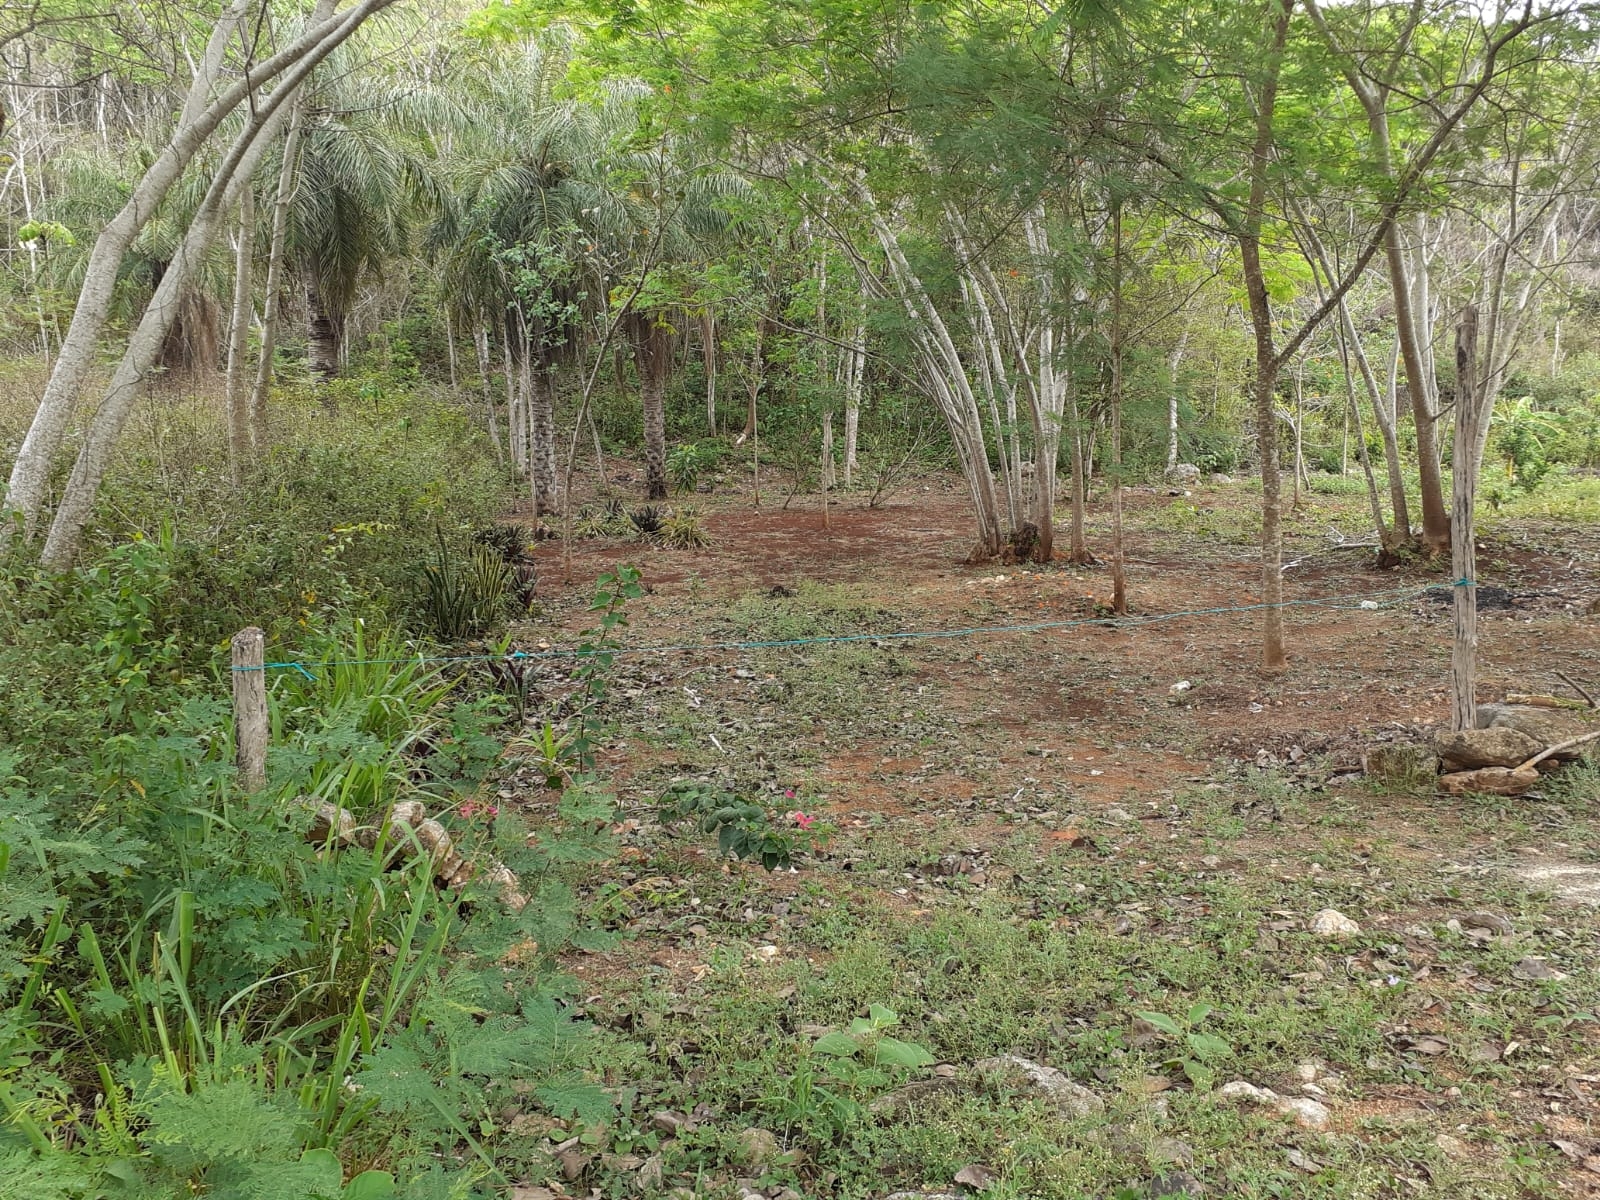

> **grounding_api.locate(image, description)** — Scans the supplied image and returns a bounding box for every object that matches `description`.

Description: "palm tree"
[281,54,429,379]
[429,36,641,513]
[47,145,231,378]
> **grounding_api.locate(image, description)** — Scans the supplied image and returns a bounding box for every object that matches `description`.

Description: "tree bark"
[1166,332,1187,472]
[475,319,504,459]
[528,360,558,515]
[249,92,308,453]
[635,317,671,500]
[1110,203,1127,615]
[1384,221,1449,551]
[701,309,717,435]
[306,275,341,381]
[843,317,864,486]
[1239,0,1293,671]
[226,186,254,486]
[1451,306,1483,732]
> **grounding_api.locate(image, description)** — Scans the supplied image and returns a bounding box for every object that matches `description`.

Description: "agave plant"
[628,505,664,538]
[419,535,515,641]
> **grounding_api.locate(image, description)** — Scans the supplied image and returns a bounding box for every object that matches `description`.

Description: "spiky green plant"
[661,507,712,549]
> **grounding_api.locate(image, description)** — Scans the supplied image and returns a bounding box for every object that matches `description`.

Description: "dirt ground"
[500,473,1600,1200]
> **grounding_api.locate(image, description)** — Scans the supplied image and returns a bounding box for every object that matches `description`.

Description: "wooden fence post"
[1452,306,1483,734]
[232,626,267,791]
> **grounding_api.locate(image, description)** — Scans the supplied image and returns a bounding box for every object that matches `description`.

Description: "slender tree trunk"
[1238,0,1292,670]
[738,315,768,442]
[444,309,458,390]
[306,275,340,381]
[702,309,717,435]
[1166,332,1187,472]
[844,320,863,487]
[249,93,307,453]
[6,0,383,541]
[822,411,834,530]
[39,14,351,567]
[226,187,254,485]
[1377,341,1410,538]
[501,314,525,475]
[528,360,558,515]
[474,320,504,459]
[1331,304,1389,542]
[1384,221,1449,552]
[1451,306,1483,732]
[636,318,671,500]
[1110,203,1127,615]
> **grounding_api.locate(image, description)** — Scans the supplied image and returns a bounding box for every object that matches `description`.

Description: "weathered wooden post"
[1452,307,1484,733]
[231,626,268,790]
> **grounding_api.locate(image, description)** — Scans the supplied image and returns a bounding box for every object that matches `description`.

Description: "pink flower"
[460,800,480,819]
[486,805,500,818]
[791,811,815,830]
[784,789,796,799]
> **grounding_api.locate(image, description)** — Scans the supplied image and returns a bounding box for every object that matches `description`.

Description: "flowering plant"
[659,782,827,870]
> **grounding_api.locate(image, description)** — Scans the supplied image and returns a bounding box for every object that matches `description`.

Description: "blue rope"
[235,582,1434,677]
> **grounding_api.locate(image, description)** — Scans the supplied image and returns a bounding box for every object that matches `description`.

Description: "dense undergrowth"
[0,382,624,1198]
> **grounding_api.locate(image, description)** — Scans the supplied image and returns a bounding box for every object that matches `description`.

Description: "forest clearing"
[8,0,1600,1196]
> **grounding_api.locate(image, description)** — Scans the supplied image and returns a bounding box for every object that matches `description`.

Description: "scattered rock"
[1276,1096,1331,1130]
[953,1163,995,1191]
[1209,473,1233,485]
[1512,956,1568,982]
[1166,463,1203,484]
[1292,1063,1319,1083]
[883,1194,962,1200]
[1362,742,1440,787]
[735,1127,779,1166]
[1217,1080,1273,1104]
[1285,1148,1321,1173]
[1216,1081,1330,1129]
[1481,703,1595,758]
[1434,727,1543,771]
[869,1077,965,1116]
[1437,766,1538,796]
[1104,807,1134,824]
[1147,1170,1205,1196]
[650,1109,690,1135]
[1459,912,1513,937]
[1310,909,1360,938]
[1435,1134,1470,1159]
[976,1054,1106,1119]
[1149,1137,1195,1167]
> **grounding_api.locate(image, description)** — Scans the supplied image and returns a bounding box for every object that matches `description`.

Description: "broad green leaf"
[1186,1032,1233,1060]
[873,1037,936,1069]
[343,1170,398,1200]
[812,1031,862,1057]
[1134,1010,1182,1036]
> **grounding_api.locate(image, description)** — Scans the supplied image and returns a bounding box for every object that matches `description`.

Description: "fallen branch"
[1517,728,1600,773]
[1438,728,1600,797]
[1504,693,1591,711]
[1553,670,1598,709]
